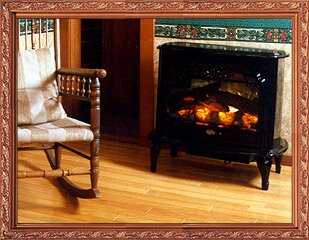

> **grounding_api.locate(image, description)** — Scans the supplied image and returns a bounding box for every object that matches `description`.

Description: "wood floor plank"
[18,139,292,224]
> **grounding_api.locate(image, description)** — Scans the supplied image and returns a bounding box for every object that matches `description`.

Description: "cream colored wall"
[154,37,292,156]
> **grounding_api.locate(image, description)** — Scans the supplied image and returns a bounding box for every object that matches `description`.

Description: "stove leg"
[274,154,282,174]
[256,156,272,190]
[150,141,161,172]
[170,143,179,157]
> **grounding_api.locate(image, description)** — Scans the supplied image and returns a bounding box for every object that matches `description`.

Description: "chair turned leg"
[274,154,282,174]
[256,156,272,190]
[55,143,62,169]
[150,141,161,172]
[90,139,101,197]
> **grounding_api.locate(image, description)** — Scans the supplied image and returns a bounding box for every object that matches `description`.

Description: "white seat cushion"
[18,47,67,125]
[18,117,94,145]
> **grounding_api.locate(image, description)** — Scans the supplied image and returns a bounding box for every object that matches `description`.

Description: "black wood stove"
[150,42,289,190]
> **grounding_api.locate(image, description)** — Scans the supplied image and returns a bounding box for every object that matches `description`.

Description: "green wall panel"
[155,18,292,43]
[155,18,292,29]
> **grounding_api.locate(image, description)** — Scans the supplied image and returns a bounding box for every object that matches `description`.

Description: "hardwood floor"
[17,140,292,224]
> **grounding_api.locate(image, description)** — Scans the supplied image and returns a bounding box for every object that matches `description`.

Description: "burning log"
[218,110,237,126]
[195,105,211,122]
[241,113,258,129]
[208,90,258,115]
[172,83,259,131]
[173,82,258,115]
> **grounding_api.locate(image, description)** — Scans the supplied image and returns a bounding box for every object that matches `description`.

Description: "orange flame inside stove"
[177,98,258,131]
[241,113,258,129]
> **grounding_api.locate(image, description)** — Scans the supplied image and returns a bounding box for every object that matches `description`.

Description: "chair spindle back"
[18,18,60,69]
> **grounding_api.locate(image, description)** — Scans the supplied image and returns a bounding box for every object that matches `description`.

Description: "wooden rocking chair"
[17,19,106,198]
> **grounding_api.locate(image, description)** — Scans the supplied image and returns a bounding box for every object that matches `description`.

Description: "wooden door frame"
[139,19,154,146]
[60,19,81,68]
[60,19,154,146]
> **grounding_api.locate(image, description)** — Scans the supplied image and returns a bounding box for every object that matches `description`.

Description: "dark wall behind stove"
[81,19,104,68]
[80,19,140,141]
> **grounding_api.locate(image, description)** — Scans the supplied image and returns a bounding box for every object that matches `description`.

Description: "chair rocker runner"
[17,19,106,198]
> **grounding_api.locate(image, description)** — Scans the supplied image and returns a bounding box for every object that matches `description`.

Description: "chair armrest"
[57,67,107,79]
[56,67,107,101]
[56,67,106,142]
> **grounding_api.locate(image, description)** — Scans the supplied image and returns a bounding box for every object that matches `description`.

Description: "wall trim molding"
[155,22,292,43]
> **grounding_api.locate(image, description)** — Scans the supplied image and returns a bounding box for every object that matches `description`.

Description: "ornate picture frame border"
[1,0,307,239]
